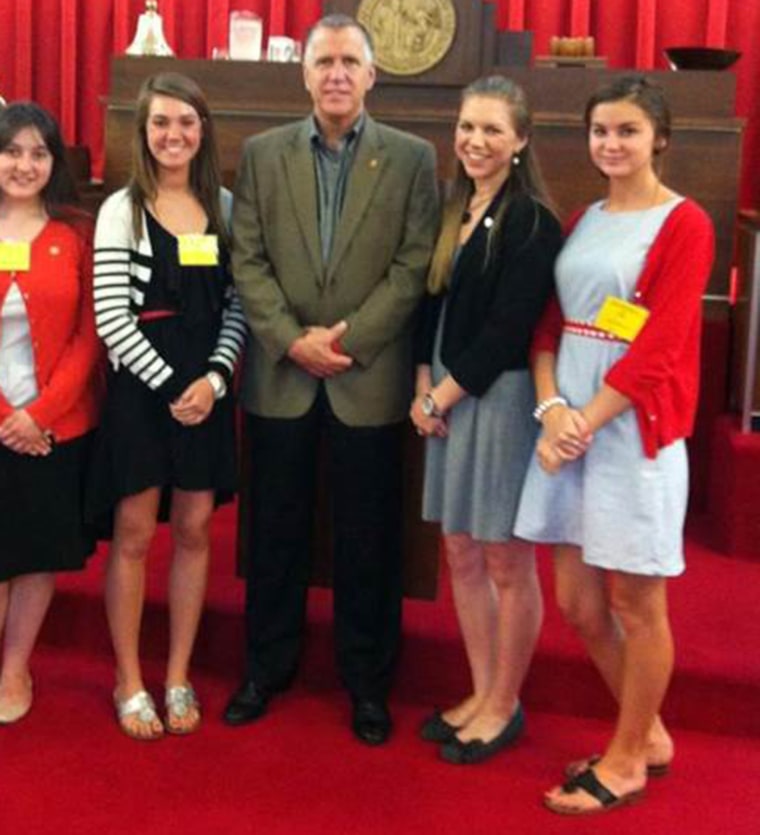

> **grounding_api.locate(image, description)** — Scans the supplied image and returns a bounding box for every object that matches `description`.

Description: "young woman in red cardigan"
[0,103,102,723]
[514,76,715,813]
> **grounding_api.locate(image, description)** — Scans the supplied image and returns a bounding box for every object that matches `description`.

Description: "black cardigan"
[415,191,562,397]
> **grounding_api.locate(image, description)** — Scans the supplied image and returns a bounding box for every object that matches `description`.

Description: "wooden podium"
[103,8,742,597]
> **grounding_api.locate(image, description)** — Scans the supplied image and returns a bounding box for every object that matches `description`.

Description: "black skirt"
[0,432,96,582]
[87,315,237,527]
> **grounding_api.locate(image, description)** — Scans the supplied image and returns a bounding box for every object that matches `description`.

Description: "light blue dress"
[514,198,688,576]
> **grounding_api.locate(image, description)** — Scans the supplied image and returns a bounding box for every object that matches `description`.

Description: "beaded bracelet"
[532,395,568,422]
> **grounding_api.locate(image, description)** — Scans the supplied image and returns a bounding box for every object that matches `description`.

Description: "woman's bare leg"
[553,545,672,765]
[439,533,496,727]
[456,538,542,743]
[106,487,162,738]
[0,573,55,720]
[547,571,673,811]
[164,488,214,732]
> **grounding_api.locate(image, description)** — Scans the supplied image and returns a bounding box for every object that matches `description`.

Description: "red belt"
[138,309,178,322]
[563,319,628,343]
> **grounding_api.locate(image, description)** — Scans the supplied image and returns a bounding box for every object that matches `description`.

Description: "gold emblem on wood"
[357,0,457,76]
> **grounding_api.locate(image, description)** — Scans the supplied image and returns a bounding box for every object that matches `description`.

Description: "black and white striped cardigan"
[93,187,247,401]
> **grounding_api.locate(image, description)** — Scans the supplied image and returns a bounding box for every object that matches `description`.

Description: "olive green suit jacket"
[232,115,439,427]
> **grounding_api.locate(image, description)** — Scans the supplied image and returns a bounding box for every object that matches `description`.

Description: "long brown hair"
[128,72,228,245]
[427,75,553,294]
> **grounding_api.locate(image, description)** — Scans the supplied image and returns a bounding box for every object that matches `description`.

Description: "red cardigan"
[533,198,715,458]
[0,218,103,441]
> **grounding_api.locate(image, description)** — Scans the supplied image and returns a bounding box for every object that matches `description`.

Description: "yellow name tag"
[0,241,31,272]
[595,296,650,342]
[177,234,218,267]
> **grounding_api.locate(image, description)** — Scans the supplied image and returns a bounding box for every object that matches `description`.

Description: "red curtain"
[0,0,757,207]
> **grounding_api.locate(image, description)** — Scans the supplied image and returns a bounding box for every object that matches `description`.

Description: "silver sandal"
[114,689,164,741]
[165,684,201,735]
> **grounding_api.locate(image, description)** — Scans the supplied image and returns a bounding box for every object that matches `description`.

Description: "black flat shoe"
[223,681,271,726]
[440,703,525,765]
[419,709,460,743]
[352,698,392,746]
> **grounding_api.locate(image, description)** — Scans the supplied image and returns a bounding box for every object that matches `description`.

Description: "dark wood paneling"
[731,213,760,428]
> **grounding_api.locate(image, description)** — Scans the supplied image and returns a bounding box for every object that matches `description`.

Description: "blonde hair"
[427,76,553,294]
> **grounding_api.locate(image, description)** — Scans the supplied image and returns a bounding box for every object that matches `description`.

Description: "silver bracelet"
[532,395,568,422]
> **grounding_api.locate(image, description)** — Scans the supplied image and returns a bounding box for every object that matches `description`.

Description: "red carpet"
[1,505,759,834]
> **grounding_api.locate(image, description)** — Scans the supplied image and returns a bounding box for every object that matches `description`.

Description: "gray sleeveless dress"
[422,294,538,543]
[514,198,688,576]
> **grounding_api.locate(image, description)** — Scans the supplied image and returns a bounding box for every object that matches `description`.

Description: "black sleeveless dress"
[88,212,236,523]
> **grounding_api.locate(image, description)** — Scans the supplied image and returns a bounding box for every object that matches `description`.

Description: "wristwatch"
[421,392,443,418]
[205,371,227,401]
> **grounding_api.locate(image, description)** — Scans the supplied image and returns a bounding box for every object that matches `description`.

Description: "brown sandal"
[545,768,646,815]
[565,753,670,780]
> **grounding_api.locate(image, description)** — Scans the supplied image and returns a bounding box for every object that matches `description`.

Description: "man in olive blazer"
[226,14,438,745]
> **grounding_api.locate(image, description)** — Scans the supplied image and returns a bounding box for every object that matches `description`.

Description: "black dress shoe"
[440,703,525,764]
[419,709,460,743]
[223,681,271,726]
[352,698,392,746]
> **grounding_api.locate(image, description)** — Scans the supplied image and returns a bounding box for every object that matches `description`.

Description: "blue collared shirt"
[309,113,366,263]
